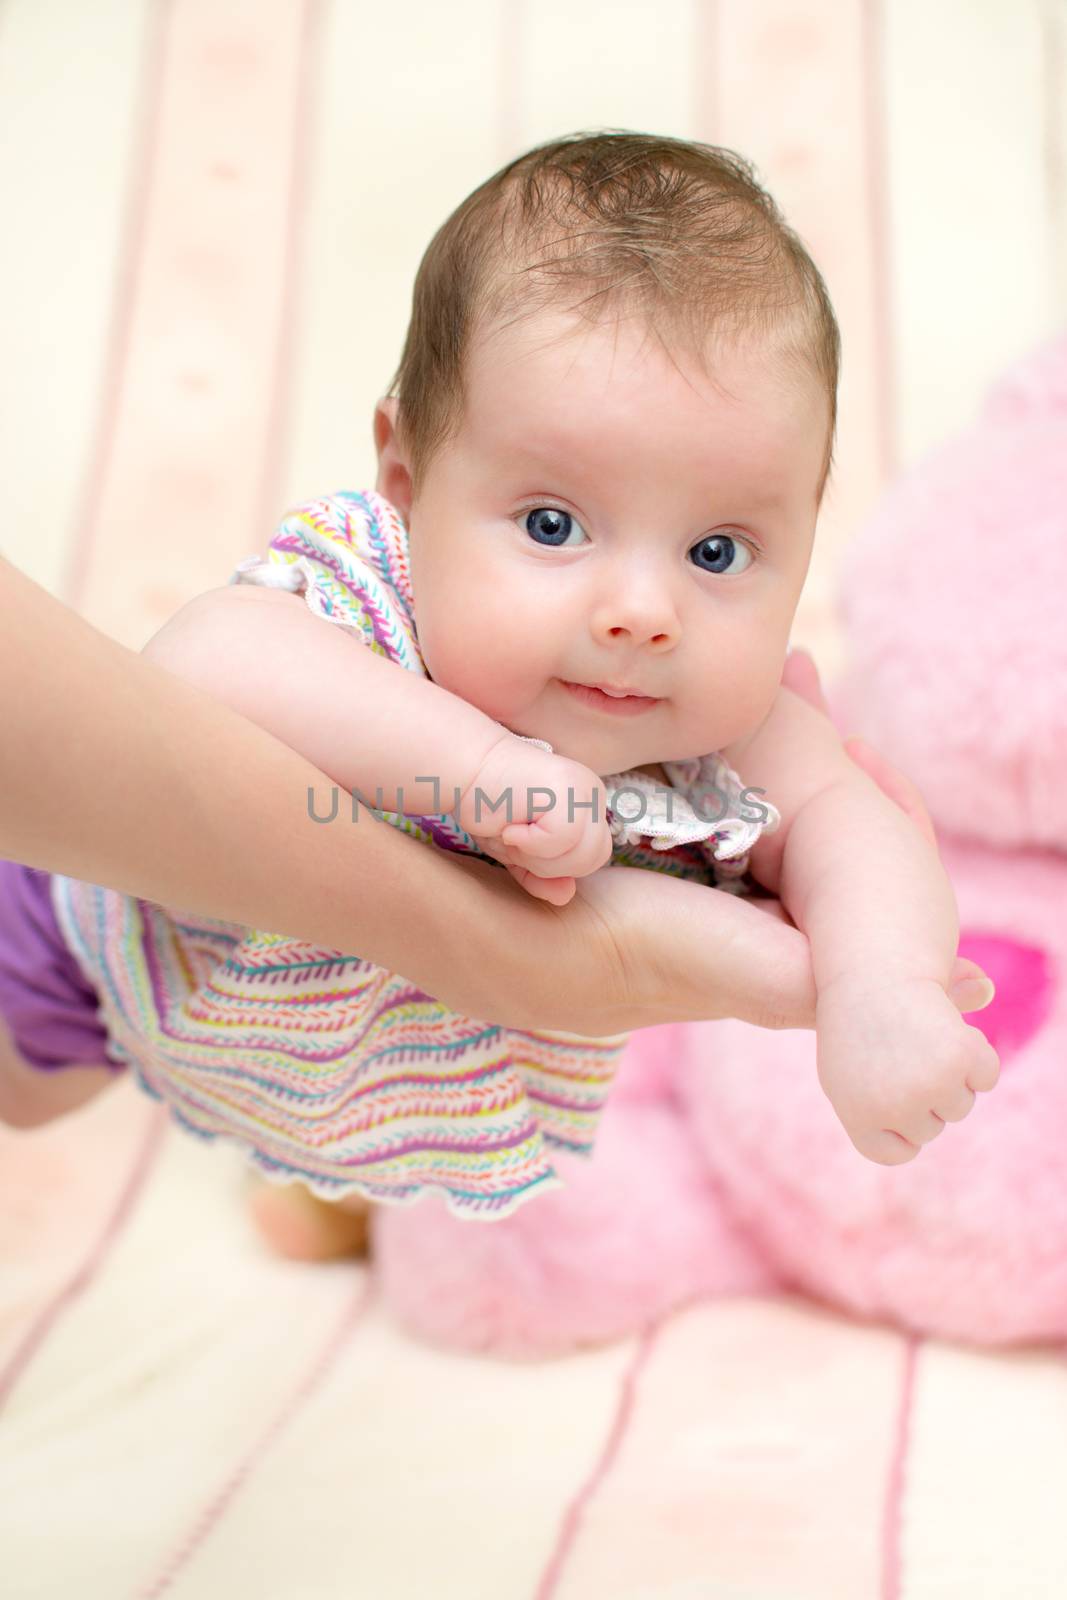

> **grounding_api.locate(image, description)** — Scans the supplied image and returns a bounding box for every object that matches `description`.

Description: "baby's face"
[385,307,827,777]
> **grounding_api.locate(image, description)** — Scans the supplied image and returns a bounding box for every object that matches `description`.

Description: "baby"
[9,131,999,1257]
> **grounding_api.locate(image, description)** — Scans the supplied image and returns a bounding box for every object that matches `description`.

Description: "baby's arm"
[141,585,609,901]
[722,688,1000,1163]
[143,584,512,811]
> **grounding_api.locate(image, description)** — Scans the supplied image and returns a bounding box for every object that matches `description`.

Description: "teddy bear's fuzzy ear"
[981,329,1067,426]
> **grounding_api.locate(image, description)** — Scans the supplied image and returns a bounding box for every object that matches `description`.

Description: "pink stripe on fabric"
[861,0,898,480]
[249,0,320,549]
[1041,0,1066,301]
[542,1298,904,1596]
[533,1322,661,1600]
[0,1105,167,1416]
[881,1334,921,1600]
[137,1274,374,1600]
[496,0,524,159]
[71,0,315,649]
[691,0,721,139]
[706,0,889,587]
[63,0,171,610]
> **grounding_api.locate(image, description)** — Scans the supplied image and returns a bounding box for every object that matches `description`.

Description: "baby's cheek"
[423,626,529,724]
[686,698,761,755]
[735,627,790,720]
[690,635,782,748]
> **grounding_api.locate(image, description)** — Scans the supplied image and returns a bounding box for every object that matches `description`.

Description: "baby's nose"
[591,581,680,649]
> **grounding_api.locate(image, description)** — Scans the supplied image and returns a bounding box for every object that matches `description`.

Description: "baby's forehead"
[454,307,828,512]
[466,311,819,437]
[468,303,814,403]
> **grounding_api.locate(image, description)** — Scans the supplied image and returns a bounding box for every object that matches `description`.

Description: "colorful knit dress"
[50,489,780,1220]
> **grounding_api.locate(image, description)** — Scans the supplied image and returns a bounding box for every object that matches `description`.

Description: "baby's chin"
[507,722,718,778]
[491,695,728,777]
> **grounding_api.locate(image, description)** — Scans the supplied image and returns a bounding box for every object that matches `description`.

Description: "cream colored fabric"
[3,0,1066,1594]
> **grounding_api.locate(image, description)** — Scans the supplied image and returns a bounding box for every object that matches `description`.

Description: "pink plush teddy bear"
[371,332,1067,1359]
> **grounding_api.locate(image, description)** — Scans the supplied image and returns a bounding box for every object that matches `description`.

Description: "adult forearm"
[1,559,491,971]
[1,559,824,1036]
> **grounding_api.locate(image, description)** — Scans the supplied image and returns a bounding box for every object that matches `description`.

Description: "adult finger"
[578,865,818,1031]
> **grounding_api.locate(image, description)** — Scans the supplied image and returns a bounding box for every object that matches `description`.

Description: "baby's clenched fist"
[455,733,613,905]
[815,975,1001,1165]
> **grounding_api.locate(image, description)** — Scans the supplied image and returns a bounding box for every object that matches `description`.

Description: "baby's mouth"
[558,679,662,716]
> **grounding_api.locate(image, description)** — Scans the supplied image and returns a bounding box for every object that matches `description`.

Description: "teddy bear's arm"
[719,683,858,898]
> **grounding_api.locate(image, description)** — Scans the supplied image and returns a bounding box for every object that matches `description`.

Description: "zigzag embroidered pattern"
[50,489,754,1220]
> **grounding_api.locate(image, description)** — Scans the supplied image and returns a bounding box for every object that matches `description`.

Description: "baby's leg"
[247,1178,373,1261]
[0,1015,119,1129]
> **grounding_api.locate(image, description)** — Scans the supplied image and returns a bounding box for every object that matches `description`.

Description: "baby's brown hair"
[386,128,841,503]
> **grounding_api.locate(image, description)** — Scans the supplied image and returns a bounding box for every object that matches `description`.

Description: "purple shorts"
[0,858,118,1072]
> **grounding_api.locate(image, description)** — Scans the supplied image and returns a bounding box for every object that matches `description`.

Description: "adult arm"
[0,560,989,1034]
[0,556,817,1031]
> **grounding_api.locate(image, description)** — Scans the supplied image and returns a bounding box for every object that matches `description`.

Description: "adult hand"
[2,550,991,1042]
[443,853,818,1034]
[469,647,994,1039]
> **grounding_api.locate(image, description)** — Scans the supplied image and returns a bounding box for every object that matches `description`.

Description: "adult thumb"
[948,957,996,1013]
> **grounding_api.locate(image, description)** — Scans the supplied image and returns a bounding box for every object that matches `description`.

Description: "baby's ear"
[372,397,413,521]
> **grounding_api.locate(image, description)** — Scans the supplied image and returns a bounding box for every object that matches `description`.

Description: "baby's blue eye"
[689,533,752,576]
[523,507,588,547]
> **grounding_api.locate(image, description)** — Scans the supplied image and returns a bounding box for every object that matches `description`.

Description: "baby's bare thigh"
[0,1015,118,1130]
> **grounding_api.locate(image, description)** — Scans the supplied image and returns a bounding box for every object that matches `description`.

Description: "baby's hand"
[455,734,613,905]
[815,975,1001,1165]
